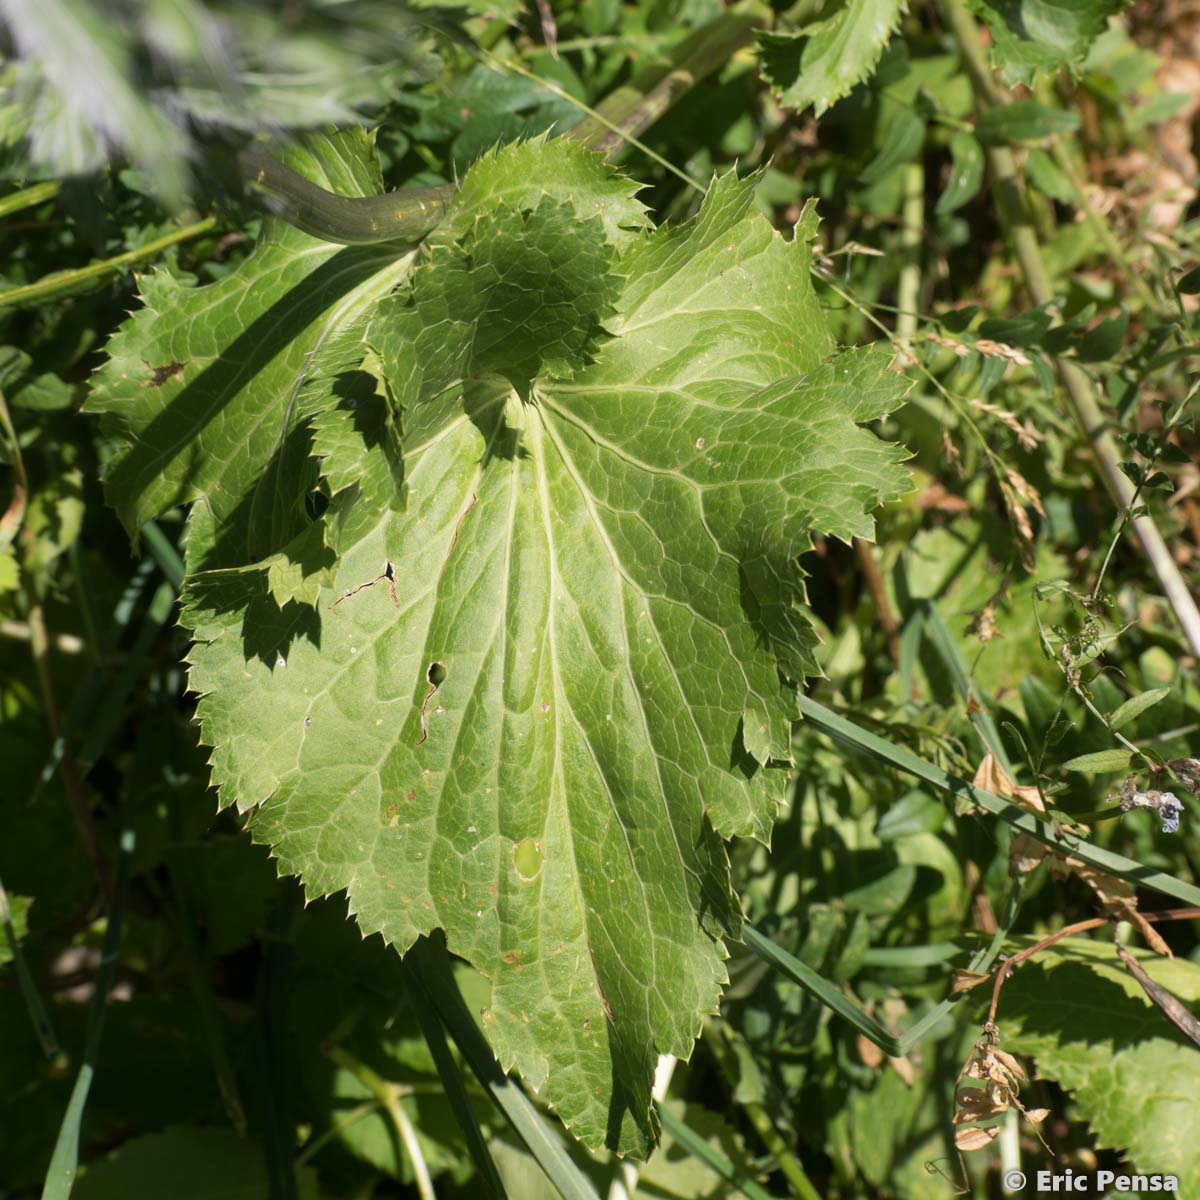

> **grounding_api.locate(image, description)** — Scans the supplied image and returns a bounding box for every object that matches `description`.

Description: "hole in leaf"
[513,838,544,882]
[427,661,446,687]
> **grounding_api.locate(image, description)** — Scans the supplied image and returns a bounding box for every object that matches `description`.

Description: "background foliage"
[2,0,1200,1196]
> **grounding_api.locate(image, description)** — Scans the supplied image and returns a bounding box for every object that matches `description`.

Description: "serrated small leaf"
[1060,748,1134,773]
[936,131,984,214]
[1107,687,1170,731]
[759,0,906,116]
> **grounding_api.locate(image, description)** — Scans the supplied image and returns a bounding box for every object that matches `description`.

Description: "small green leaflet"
[92,135,910,1156]
[965,0,1128,86]
[759,0,906,115]
[936,131,984,214]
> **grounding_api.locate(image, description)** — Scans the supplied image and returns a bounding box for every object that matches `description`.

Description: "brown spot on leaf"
[148,361,184,387]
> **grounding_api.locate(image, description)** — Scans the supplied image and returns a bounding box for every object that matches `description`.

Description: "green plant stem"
[895,159,924,348]
[798,694,1200,907]
[0,388,27,551]
[40,822,135,1200]
[0,872,59,1056]
[939,0,1200,657]
[296,1100,381,1166]
[563,2,769,160]
[0,180,60,220]
[656,1103,776,1200]
[326,1045,436,1200]
[703,1019,821,1200]
[406,936,602,1200]
[1047,140,1158,312]
[20,548,110,899]
[403,963,508,1200]
[0,217,216,310]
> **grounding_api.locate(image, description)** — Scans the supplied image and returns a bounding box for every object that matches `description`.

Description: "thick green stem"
[248,3,768,243]
[564,2,770,160]
[940,0,1200,656]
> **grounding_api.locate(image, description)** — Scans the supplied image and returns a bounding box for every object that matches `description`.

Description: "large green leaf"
[1002,938,1200,1191]
[94,136,910,1156]
[759,0,906,115]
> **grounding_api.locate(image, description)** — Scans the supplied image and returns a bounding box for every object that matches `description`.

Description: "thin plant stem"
[0,217,216,309]
[939,0,1200,656]
[703,1019,822,1200]
[1090,379,1199,601]
[1047,139,1159,312]
[40,821,136,1200]
[986,907,1200,1024]
[0,872,59,1056]
[325,1045,436,1200]
[854,537,901,663]
[895,159,924,349]
[0,180,60,220]
[16,491,110,897]
[0,388,28,550]
[656,1103,776,1200]
[561,2,769,162]
[296,1100,381,1166]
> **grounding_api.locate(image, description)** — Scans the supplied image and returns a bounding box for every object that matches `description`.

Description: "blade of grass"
[655,1103,775,1200]
[744,880,1024,1055]
[40,821,135,1200]
[917,600,1013,773]
[164,793,246,1134]
[139,519,185,590]
[32,517,181,802]
[744,924,946,1056]
[798,693,1200,907]
[403,962,509,1200]
[860,942,964,967]
[0,871,59,1056]
[702,1020,821,1200]
[406,935,602,1200]
[74,578,175,768]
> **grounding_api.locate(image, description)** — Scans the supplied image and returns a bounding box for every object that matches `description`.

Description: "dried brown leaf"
[951,969,993,994]
[955,1125,1000,1151]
